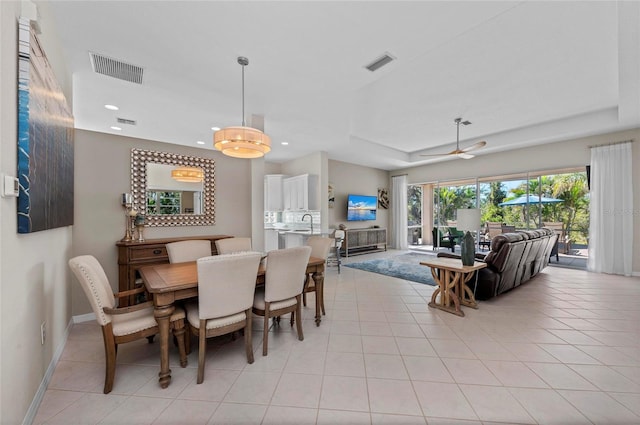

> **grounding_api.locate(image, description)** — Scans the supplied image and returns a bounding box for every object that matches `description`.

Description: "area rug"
[344,252,437,286]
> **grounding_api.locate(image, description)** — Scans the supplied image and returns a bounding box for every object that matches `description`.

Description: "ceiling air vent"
[89,52,144,84]
[364,52,396,72]
[116,117,137,126]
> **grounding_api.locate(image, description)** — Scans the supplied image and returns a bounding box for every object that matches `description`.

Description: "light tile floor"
[33,250,640,424]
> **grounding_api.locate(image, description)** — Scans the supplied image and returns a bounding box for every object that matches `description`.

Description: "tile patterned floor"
[33,250,640,424]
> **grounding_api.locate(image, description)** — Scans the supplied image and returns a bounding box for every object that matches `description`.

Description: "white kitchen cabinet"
[264,174,286,211]
[264,229,280,252]
[283,174,319,211]
[284,233,304,248]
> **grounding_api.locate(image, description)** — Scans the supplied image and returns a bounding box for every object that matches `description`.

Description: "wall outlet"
[40,322,46,345]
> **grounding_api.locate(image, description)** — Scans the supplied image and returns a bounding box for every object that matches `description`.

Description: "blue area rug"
[344,253,436,286]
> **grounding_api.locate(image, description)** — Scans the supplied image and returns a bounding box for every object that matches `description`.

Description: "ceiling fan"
[420,117,486,159]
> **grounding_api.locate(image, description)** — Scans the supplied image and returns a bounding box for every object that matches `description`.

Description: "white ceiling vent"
[89,52,144,84]
[116,117,137,126]
[364,52,396,72]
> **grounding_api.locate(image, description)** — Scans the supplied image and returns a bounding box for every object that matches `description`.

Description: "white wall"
[328,159,390,232]
[72,129,253,315]
[395,129,640,273]
[1,3,73,423]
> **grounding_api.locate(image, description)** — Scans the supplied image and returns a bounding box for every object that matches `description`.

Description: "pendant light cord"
[241,62,246,127]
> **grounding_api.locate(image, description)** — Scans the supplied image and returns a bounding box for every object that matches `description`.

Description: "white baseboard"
[22,318,74,425]
[73,312,96,323]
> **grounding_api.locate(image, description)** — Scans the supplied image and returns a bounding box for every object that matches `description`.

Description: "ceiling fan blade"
[461,140,487,152]
[457,152,475,159]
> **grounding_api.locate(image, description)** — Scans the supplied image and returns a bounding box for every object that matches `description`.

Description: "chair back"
[68,255,116,326]
[166,240,211,263]
[265,246,311,302]
[333,230,345,249]
[485,222,503,240]
[306,236,332,260]
[197,252,262,319]
[215,237,252,254]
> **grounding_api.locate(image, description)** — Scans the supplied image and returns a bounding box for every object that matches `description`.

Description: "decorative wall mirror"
[130,148,215,226]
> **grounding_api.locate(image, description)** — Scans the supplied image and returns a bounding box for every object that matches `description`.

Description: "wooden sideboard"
[342,228,387,257]
[116,235,231,306]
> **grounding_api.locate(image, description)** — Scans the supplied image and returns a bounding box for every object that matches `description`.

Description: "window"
[147,191,181,215]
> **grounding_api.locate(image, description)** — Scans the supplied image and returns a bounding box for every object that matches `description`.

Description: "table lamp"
[456,208,481,266]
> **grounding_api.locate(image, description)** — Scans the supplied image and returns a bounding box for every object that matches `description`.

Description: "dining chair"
[253,246,312,356]
[215,237,252,254]
[68,255,188,394]
[166,240,212,263]
[303,236,332,314]
[186,252,262,384]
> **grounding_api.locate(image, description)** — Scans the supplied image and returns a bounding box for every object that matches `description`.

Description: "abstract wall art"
[17,18,74,233]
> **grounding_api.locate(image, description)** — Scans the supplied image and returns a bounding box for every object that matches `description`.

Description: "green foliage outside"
[480,173,589,244]
[427,172,589,245]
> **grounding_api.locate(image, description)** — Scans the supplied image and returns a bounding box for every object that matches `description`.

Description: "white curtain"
[391,175,408,250]
[587,141,633,275]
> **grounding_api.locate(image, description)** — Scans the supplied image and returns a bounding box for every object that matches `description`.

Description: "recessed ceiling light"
[104,104,119,111]
[196,141,205,145]
[211,126,220,131]
[281,142,289,145]
[110,126,122,131]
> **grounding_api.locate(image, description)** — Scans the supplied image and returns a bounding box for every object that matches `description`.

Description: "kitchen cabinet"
[283,174,319,211]
[284,232,305,248]
[264,174,286,211]
[264,229,279,252]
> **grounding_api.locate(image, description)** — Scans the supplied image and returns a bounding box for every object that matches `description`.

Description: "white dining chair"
[303,236,332,314]
[68,255,187,393]
[215,237,252,254]
[166,240,212,263]
[253,246,311,356]
[185,252,262,383]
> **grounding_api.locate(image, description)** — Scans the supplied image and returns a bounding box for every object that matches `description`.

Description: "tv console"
[342,228,387,257]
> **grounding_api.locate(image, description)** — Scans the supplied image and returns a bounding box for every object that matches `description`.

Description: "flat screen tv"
[347,194,377,221]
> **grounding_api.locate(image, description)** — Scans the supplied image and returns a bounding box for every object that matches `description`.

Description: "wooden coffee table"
[420,257,486,317]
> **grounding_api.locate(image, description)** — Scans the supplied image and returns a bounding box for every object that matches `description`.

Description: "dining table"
[139,255,326,389]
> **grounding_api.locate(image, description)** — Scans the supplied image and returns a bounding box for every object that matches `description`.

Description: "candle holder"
[134,214,146,242]
[120,193,133,242]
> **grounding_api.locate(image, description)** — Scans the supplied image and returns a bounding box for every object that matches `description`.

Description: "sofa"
[438,228,558,300]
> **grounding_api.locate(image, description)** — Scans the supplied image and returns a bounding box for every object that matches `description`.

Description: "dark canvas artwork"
[17,18,74,233]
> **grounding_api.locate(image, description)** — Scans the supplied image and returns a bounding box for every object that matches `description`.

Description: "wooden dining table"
[139,256,326,388]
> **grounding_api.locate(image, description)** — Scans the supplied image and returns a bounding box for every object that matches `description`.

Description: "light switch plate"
[2,174,19,197]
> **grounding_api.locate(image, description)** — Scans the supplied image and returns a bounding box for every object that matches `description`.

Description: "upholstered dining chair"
[186,252,262,384]
[215,237,252,254]
[303,236,332,314]
[68,255,187,394]
[166,240,212,263]
[253,246,312,356]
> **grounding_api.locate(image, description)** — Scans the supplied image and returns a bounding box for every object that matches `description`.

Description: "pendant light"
[213,57,271,158]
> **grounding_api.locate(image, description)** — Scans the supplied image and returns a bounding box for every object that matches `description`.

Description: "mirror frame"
[130,148,215,227]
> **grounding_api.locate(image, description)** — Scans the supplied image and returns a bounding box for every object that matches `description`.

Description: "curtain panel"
[391,175,408,250]
[587,141,633,275]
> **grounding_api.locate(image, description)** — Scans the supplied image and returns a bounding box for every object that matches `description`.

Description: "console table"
[342,228,387,257]
[116,235,231,306]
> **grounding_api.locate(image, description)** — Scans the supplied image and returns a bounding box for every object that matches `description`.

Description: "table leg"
[312,269,324,326]
[153,304,175,388]
[428,267,464,317]
[458,272,479,309]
